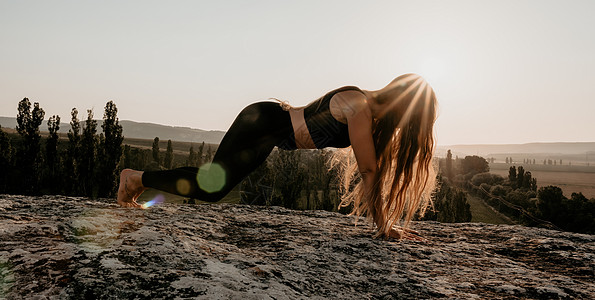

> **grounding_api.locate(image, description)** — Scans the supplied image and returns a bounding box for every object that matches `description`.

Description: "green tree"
[0,125,13,193]
[164,139,173,169]
[536,186,564,222]
[64,108,81,195]
[240,157,274,206]
[205,145,213,162]
[421,176,472,222]
[152,137,160,164]
[197,142,205,166]
[129,147,152,170]
[16,98,45,194]
[272,150,305,209]
[187,144,200,167]
[79,109,98,197]
[443,189,472,223]
[516,166,525,188]
[121,144,132,169]
[522,171,534,190]
[319,150,339,211]
[45,115,61,193]
[508,166,517,184]
[98,101,124,197]
[471,172,503,186]
[461,155,489,176]
[563,193,595,233]
[445,149,454,181]
[535,187,595,234]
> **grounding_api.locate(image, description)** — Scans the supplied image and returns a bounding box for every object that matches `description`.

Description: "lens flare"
[176,178,191,195]
[141,194,165,209]
[197,162,226,193]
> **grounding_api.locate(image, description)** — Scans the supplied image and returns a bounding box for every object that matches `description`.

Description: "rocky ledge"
[0,195,594,299]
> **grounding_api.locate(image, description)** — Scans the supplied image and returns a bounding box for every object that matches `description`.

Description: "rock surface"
[0,195,594,299]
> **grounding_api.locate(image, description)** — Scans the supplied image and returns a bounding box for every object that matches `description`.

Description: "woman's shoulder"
[329,87,370,122]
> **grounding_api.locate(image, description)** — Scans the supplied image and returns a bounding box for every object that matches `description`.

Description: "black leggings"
[141,102,294,202]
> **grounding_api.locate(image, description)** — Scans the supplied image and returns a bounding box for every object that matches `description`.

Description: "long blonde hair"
[332,74,438,238]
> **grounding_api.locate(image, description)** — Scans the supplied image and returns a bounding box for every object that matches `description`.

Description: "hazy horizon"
[2,0,594,145]
[2,115,595,148]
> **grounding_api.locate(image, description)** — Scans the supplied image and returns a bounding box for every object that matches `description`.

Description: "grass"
[466,194,514,225]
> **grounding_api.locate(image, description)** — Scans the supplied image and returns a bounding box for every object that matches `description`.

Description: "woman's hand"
[385,226,426,242]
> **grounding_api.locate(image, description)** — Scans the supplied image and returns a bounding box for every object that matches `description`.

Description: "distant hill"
[436,142,595,166]
[0,116,225,144]
[437,142,595,157]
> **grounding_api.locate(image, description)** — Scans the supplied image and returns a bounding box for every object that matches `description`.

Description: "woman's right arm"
[342,92,378,213]
[343,95,425,240]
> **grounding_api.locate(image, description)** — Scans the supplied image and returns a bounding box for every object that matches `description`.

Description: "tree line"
[0,98,124,197]
[444,150,595,234]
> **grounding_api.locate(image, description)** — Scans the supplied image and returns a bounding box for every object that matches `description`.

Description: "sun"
[419,57,447,87]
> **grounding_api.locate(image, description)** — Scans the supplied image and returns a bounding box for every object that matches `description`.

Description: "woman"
[117,73,438,239]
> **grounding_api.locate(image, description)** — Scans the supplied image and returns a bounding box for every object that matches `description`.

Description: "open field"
[122,136,218,154]
[490,163,595,199]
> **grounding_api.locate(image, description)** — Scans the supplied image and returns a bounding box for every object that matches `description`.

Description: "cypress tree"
[152,137,160,165]
[164,139,173,169]
[508,166,517,183]
[0,125,12,193]
[522,171,533,189]
[65,108,81,195]
[16,98,45,194]
[45,115,61,194]
[79,109,98,197]
[98,101,123,197]
[516,166,525,189]
[187,144,197,167]
[445,149,453,181]
[197,142,205,166]
[205,145,213,163]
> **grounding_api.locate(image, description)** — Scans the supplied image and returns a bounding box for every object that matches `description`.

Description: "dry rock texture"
[0,195,594,299]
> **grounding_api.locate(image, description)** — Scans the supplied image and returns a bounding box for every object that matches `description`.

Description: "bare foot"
[117,169,147,208]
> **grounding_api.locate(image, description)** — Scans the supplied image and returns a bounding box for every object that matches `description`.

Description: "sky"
[1,0,594,145]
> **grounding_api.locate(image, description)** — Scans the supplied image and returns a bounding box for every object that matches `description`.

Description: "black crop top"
[278,86,364,150]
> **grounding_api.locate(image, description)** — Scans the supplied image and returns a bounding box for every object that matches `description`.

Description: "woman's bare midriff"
[288,108,317,149]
